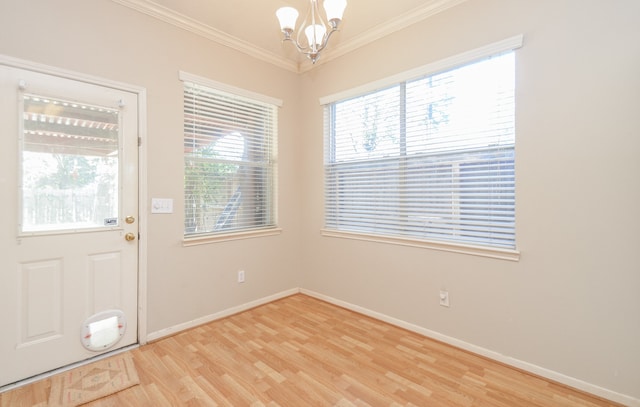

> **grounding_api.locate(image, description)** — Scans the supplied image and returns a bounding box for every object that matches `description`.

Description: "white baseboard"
[300,289,639,407]
[145,288,300,342]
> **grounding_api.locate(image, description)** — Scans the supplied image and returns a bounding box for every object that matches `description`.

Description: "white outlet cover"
[439,290,450,307]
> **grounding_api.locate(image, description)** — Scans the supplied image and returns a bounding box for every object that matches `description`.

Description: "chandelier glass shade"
[276,0,347,63]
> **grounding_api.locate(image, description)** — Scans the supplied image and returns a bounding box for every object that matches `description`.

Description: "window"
[20,94,120,233]
[181,73,279,239]
[323,48,517,253]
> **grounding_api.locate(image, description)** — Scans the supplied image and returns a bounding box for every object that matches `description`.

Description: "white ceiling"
[111,0,468,72]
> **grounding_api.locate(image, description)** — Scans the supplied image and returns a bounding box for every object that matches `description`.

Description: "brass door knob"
[125,233,136,241]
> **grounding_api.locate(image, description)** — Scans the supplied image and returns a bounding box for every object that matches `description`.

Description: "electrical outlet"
[439,290,450,307]
[237,270,245,283]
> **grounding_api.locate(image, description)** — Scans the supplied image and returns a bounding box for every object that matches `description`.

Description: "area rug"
[48,354,140,406]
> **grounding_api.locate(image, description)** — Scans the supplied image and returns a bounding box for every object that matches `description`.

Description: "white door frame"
[0,55,149,355]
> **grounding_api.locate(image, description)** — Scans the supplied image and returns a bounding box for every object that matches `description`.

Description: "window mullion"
[399,82,408,230]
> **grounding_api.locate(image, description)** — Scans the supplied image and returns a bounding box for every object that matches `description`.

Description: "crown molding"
[111,0,468,74]
[304,0,470,72]
[110,0,300,72]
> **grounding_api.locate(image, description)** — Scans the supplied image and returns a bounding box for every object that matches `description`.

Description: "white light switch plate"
[151,198,173,214]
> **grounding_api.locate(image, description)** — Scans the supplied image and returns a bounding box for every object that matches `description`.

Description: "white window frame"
[320,36,523,261]
[180,72,282,245]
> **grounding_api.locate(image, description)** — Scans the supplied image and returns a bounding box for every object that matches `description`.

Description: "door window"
[20,94,121,233]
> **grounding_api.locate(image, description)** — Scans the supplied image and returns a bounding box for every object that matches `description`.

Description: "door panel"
[88,251,123,312]
[18,259,63,347]
[0,65,139,387]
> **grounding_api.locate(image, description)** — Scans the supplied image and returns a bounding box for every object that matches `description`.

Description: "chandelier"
[276,0,347,64]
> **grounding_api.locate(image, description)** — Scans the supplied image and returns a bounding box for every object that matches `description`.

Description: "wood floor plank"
[0,294,626,406]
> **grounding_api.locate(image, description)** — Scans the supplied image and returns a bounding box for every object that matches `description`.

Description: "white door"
[0,65,139,387]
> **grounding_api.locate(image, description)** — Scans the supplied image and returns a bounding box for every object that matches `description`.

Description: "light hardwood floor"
[0,294,624,406]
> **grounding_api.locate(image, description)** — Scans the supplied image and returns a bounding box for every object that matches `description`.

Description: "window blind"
[324,52,515,249]
[183,79,278,237]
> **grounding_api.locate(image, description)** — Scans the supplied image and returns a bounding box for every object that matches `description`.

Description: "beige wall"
[1,0,639,403]
[299,0,640,401]
[0,0,303,333]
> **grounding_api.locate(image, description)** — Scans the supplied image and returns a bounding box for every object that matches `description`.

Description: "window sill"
[183,227,282,247]
[320,229,520,261]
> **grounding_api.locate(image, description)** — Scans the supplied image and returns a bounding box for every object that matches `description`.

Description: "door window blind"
[183,79,277,237]
[324,52,515,249]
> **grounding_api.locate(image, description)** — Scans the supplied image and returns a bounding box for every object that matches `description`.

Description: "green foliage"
[361,105,379,152]
[37,154,97,189]
[184,145,239,232]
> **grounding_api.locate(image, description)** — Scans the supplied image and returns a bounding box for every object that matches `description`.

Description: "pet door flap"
[81,309,126,352]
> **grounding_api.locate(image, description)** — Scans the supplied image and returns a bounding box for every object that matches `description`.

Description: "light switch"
[151,198,173,214]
